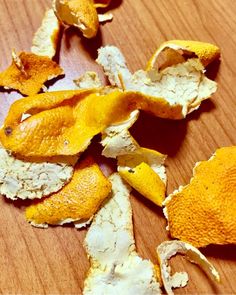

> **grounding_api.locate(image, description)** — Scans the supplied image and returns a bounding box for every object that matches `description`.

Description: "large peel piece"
[31,9,61,59]
[97,44,218,118]
[0,146,73,200]
[0,89,136,157]
[84,173,161,294]
[25,156,111,228]
[0,51,63,96]
[164,146,236,247]
[157,240,220,295]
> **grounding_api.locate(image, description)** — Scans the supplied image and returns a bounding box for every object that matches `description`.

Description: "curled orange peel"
[93,0,111,8]
[97,45,218,118]
[163,146,236,248]
[0,89,138,157]
[146,40,220,70]
[0,51,63,96]
[25,156,111,228]
[157,240,220,295]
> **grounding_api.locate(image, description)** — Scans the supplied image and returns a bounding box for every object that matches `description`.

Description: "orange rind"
[0,146,73,200]
[0,51,63,96]
[84,173,161,294]
[157,240,220,295]
[53,0,99,38]
[97,45,218,118]
[25,157,111,228]
[93,0,111,8]
[146,40,220,70]
[0,89,137,157]
[118,148,166,206]
[163,146,236,248]
[74,71,102,89]
[31,9,61,59]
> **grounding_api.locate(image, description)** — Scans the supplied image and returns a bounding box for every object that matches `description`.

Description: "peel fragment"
[93,0,111,8]
[25,157,111,228]
[0,146,73,200]
[74,71,102,89]
[53,0,99,38]
[164,146,236,247]
[84,173,161,294]
[118,148,166,206]
[147,40,220,70]
[97,45,218,118]
[31,9,61,59]
[0,52,63,96]
[157,240,220,295]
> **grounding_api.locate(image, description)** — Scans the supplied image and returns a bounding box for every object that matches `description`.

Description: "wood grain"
[0,0,235,294]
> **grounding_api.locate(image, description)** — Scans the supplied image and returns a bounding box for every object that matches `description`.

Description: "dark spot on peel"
[128,169,134,173]
[4,127,12,136]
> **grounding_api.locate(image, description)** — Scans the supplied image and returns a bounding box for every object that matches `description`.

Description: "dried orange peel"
[93,0,111,8]
[31,9,61,59]
[84,173,161,294]
[0,89,139,157]
[25,156,111,228]
[157,240,220,295]
[97,45,218,118]
[0,146,73,200]
[118,148,166,206]
[146,40,220,70]
[74,71,103,89]
[0,51,63,96]
[163,146,236,248]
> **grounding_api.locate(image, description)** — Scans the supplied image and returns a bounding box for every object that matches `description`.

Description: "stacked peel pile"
[0,1,235,294]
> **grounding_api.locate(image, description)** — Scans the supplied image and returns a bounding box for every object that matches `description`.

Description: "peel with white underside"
[157,240,220,295]
[97,45,217,118]
[83,173,161,295]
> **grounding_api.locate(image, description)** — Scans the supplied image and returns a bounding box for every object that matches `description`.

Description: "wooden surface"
[0,0,235,294]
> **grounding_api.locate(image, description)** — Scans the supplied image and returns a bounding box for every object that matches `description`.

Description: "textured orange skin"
[146,40,220,70]
[119,162,166,206]
[0,89,185,157]
[25,157,111,225]
[0,52,63,96]
[165,146,236,248]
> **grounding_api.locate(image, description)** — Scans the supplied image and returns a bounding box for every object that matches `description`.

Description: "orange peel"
[25,156,111,228]
[74,71,102,89]
[157,240,220,295]
[31,9,61,59]
[84,173,161,294]
[118,148,166,206]
[146,40,220,70]
[97,45,218,118]
[163,146,236,248]
[0,51,63,96]
[93,0,111,8]
[53,0,99,38]
[0,89,137,157]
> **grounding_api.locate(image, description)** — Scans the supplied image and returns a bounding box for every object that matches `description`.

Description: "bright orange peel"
[25,156,111,227]
[164,146,236,248]
[146,40,220,70]
[0,89,136,157]
[0,52,63,96]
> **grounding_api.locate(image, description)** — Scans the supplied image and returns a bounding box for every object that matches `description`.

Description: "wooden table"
[0,0,235,294]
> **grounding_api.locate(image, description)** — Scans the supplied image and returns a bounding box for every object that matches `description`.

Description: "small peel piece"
[101,110,140,158]
[0,146,73,200]
[97,45,217,118]
[147,40,220,70]
[25,157,111,228]
[98,12,113,23]
[118,148,166,206]
[163,146,236,247]
[31,9,61,59]
[53,0,99,38]
[93,0,111,8]
[84,173,161,294]
[0,52,63,96]
[74,71,102,89]
[157,240,220,295]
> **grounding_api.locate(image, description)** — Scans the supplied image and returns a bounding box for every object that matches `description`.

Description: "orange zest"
[164,146,236,247]
[0,52,63,96]
[25,156,111,227]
